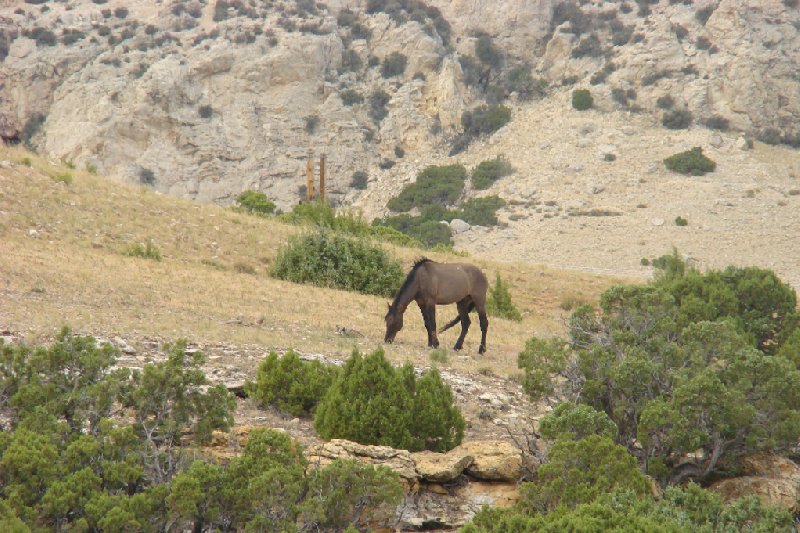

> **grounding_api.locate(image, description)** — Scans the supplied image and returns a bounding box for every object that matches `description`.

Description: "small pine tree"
[409,368,465,452]
[486,273,522,321]
[246,351,339,417]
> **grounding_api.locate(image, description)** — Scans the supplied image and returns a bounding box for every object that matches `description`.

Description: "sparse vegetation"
[387,164,467,212]
[350,170,368,190]
[674,215,688,226]
[381,52,408,78]
[139,167,156,185]
[127,239,162,260]
[368,89,391,122]
[664,147,716,175]
[656,94,675,109]
[339,89,364,106]
[461,104,511,138]
[198,104,213,118]
[662,108,693,129]
[702,115,729,131]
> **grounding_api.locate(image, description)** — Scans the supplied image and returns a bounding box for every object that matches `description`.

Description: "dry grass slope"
[0,146,629,378]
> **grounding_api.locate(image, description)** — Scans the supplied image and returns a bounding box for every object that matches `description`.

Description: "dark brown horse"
[384,258,489,354]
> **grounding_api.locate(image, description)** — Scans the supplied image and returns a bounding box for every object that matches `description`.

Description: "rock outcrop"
[208,428,524,529]
[710,454,800,513]
[2,0,798,214]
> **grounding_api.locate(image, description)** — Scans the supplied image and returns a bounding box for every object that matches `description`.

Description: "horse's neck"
[393,276,419,313]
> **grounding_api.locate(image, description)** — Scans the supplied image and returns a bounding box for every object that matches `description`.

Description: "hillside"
[2,0,800,289]
[0,144,628,436]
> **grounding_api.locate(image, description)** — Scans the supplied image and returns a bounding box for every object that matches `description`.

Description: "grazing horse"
[384,258,489,354]
[1,130,20,145]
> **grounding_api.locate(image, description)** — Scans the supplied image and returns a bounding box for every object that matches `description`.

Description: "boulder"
[412,450,474,483]
[453,441,521,481]
[709,455,800,512]
[450,218,471,234]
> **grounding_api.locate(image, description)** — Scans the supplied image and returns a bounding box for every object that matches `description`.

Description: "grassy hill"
[0,145,627,379]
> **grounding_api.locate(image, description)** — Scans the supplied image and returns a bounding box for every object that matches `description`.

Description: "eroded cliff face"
[1,0,798,211]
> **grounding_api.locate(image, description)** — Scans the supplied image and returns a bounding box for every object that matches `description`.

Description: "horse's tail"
[439,302,475,333]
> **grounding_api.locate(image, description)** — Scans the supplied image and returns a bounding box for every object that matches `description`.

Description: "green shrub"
[656,94,674,109]
[674,215,688,226]
[270,230,404,297]
[300,459,403,532]
[381,52,407,78]
[521,258,800,484]
[246,351,339,417]
[314,349,464,452]
[539,402,618,441]
[521,435,649,511]
[350,170,368,190]
[339,89,363,106]
[757,127,782,145]
[378,215,452,247]
[461,104,511,137]
[457,196,506,226]
[463,485,793,532]
[702,114,729,131]
[571,33,603,58]
[198,105,213,118]
[475,34,503,68]
[387,164,467,212]
[505,65,546,100]
[139,167,155,185]
[486,273,522,321]
[662,108,693,129]
[127,239,162,261]
[471,156,514,190]
[664,146,716,175]
[571,89,593,110]
[26,27,57,47]
[236,190,275,216]
[368,90,391,122]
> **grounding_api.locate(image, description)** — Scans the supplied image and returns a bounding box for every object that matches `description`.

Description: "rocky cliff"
[3,1,800,287]
[2,0,798,210]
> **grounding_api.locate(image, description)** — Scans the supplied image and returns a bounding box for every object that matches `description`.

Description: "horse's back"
[425,262,488,304]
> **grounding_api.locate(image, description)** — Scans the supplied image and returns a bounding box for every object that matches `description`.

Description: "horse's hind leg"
[474,300,489,354]
[453,299,472,351]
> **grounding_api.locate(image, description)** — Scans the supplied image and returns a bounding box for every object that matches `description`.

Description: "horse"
[1,130,20,145]
[384,258,489,354]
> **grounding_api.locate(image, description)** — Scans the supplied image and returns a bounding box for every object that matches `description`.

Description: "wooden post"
[306,150,314,202]
[319,154,326,202]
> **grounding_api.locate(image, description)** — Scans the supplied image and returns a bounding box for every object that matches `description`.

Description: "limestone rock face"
[455,440,522,481]
[710,455,800,512]
[411,450,474,483]
[2,0,799,215]
[305,439,419,483]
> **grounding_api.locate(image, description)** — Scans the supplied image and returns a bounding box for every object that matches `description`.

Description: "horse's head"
[384,303,403,344]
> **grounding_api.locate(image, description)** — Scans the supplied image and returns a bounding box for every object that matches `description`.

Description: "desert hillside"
[2,0,800,287]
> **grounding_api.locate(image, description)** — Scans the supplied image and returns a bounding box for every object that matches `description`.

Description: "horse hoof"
[453,344,462,352]
[478,346,486,355]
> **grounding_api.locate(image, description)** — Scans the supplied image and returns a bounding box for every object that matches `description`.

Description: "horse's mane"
[389,257,432,310]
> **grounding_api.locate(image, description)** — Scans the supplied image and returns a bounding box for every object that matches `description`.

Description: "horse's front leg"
[419,304,439,348]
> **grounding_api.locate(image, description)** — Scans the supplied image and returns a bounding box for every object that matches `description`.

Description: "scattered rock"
[710,455,800,512]
[651,217,665,226]
[709,134,724,148]
[455,441,522,482]
[450,219,471,234]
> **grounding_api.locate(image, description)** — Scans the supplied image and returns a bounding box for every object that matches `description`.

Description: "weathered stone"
[450,218,471,234]
[709,455,800,512]
[305,439,418,482]
[412,450,474,483]
[454,441,521,482]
